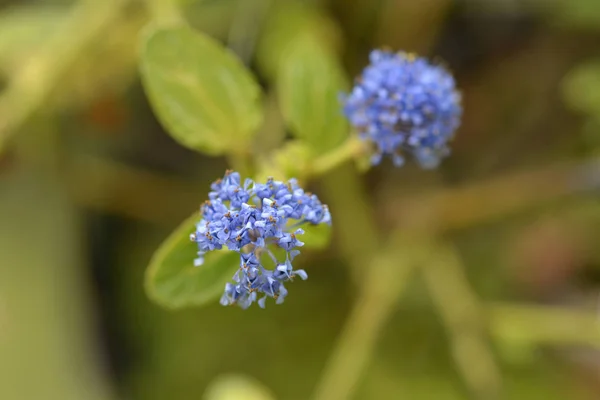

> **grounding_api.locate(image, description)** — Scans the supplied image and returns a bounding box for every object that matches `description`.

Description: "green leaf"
[256,2,342,79]
[300,222,332,249]
[139,26,263,155]
[277,34,349,154]
[145,213,239,309]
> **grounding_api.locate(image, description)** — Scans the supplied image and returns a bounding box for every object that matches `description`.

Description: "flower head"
[342,50,462,168]
[191,170,331,309]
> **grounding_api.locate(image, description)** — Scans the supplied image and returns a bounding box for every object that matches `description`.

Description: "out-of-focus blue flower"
[190,170,331,309]
[342,50,462,169]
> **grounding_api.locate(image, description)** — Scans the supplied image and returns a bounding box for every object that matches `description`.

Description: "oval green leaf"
[145,212,239,309]
[277,35,349,154]
[139,26,263,155]
[256,2,342,79]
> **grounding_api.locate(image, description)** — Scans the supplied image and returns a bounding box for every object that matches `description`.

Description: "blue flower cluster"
[342,50,462,168]
[190,171,331,309]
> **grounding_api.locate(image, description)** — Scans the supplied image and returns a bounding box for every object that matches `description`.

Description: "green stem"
[421,242,502,399]
[310,136,367,177]
[312,286,394,400]
[384,157,600,232]
[0,0,129,151]
[489,302,600,348]
[312,232,423,400]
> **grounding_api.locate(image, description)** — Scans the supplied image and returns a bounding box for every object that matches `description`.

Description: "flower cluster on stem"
[342,50,462,169]
[191,170,331,308]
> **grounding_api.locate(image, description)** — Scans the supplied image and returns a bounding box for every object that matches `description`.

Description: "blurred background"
[2,0,600,399]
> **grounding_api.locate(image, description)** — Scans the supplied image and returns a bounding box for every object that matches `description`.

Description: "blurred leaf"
[256,1,342,79]
[145,213,239,309]
[204,374,276,400]
[140,26,263,155]
[562,60,600,117]
[184,0,241,41]
[277,35,349,154]
[255,2,348,155]
[252,93,286,155]
[0,5,65,74]
[300,221,332,249]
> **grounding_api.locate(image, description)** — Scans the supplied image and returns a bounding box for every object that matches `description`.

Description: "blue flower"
[191,170,331,309]
[209,171,252,208]
[342,50,462,169]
